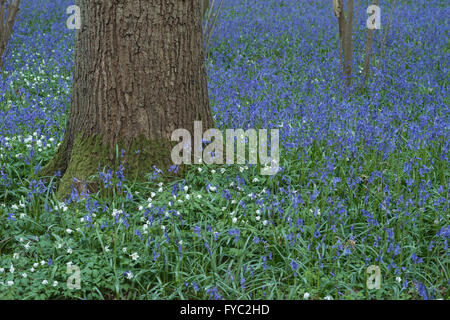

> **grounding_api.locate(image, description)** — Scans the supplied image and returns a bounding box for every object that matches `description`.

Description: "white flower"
[185,194,190,200]
[158,187,163,192]
[7,281,14,286]
[138,205,144,211]
[151,192,156,198]
[13,253,19,259]
[53,281,58,287]
[232,217,238,223]
[130,252,139,261]
[211,169,216,174]
[221,207,226,211]
[104,246,110,253]
[22,273,27,278]
[256,216,261,221]
[33,262,39,268]
[209,186,217,192]
[9,265,14,273]
[40,260,45,266]
[66,228,73,234]
[161,225,166,231]
[303,292,310,299]
[11,204,18,210]
[0,268,4,273]
[122,247,127,253]
[197,194,202,199]
[42,280,48,285]
[262,220,268,226]
[198,167,203,173]
[324,295,332,300]
[178,240,183,245]
[20,213,26,218]
[112,209,122,217]
[67,248,73,254]
[183,186,189,192]
[24,242,31,250]
[396,276,402,283]
[220,168,225,174]
[252,178,259,183]
[125,271,134,279]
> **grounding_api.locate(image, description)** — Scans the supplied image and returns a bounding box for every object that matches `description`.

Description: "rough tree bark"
[41,0,214,198]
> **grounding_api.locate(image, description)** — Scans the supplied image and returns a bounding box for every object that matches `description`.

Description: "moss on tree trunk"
[53,133,179,199]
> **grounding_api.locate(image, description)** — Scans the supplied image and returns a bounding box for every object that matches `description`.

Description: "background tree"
[362,0,379,86]
[41,0,214,198]
[203,0,225,55]
[333,0,354,87]
[0,0,21,70]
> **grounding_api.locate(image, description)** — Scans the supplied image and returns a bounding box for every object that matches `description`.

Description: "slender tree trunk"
[41,0,214,198]
[203,0,209,17]
[335,0,345,74]
[362,0,379,86]
[0,0,21,70]
[342,0,353,87]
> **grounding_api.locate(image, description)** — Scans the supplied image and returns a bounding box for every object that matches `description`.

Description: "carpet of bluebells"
[0,0,448,299]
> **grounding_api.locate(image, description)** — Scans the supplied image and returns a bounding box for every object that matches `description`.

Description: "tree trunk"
[0,0,21,71]
[362,0,379,86]
[41,0,214,198]
[342,0,353,87]
[203,0,209,17]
